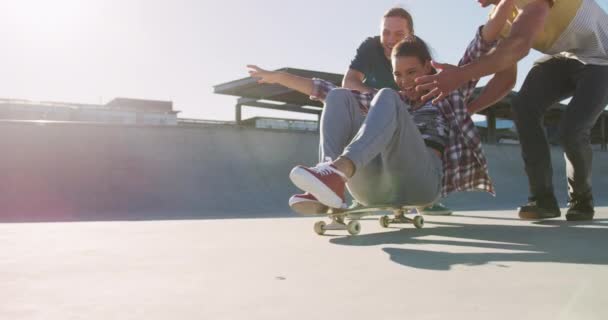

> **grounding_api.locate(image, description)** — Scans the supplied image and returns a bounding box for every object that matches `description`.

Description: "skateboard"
[313,203,425,236]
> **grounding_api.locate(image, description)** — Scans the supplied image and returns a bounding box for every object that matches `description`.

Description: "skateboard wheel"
[314,221,326,235]
[379,215,390,228]
[347,221,361,235]
[413,216,424,229]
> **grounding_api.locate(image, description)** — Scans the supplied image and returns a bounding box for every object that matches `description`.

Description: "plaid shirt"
[310,26,496,197]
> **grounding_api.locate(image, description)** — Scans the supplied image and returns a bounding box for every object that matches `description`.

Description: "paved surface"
[2,209,608,319]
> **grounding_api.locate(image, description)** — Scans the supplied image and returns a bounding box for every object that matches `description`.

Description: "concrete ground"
[2,209,608,320]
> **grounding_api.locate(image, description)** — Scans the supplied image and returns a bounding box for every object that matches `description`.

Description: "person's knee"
[511,94,524,114]
[371,88,401,112]
[376,88,400,100]
[323,88,356,116]
[325,88,353,105]
[511,94,540,124]
[558,126,589,150]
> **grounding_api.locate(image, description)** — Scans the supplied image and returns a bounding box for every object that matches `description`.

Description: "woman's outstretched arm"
[247,65,314,96]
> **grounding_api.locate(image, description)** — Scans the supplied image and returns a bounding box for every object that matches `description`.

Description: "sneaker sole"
[565,213,594,221]
[289,167,344,209]
[289,201,328,215]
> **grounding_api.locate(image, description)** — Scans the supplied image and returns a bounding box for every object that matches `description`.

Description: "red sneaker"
[288,193,329,214]
[289,162,347,208]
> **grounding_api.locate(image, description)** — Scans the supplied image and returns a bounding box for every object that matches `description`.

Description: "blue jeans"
[318,88,442,207]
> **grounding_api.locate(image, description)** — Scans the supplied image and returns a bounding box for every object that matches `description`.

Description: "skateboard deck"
[313,203,425,236]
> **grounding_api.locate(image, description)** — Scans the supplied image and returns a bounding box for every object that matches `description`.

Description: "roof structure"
[213,68,342,120]
[213,67,607,148]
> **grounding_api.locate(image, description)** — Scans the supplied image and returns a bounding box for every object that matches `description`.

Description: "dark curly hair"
[392,36,432,62]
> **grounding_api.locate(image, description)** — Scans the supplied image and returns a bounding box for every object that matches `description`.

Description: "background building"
[240,116,318,131]
[0,97,180,125]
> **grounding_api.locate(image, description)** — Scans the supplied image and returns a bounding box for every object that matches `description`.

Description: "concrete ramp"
[1,121,607,221]
[0,122,317,221]
[444,144,608,210]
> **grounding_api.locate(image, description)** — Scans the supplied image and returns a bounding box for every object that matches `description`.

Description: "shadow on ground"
[330,216,608,270]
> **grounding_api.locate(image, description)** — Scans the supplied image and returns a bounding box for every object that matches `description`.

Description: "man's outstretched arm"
[461,0,550,78]
[416,0,551,104]
[468,64,517,114]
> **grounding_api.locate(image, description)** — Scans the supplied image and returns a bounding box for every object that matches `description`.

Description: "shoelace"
[313,162,338,176]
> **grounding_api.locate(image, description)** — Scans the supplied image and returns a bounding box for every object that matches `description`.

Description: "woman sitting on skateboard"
[248,0,514,213]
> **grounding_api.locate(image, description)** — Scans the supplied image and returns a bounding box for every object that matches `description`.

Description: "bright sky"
[1,0,607,121]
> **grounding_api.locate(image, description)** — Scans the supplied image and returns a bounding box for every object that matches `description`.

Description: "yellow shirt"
[495,0,582,53]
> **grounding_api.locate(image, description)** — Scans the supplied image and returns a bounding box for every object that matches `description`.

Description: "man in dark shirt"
[342,7,453,216]
[342,7,413,92]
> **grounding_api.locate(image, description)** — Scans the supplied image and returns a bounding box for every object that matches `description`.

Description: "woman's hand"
[246,65,315,97]
[247,65,282,84]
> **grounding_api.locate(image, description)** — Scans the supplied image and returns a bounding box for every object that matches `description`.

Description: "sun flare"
[4,0,95,42]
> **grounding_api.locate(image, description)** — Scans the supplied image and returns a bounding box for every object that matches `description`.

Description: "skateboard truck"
[314,214,361,236]
[379,209,424,229]
[313,205,424,236]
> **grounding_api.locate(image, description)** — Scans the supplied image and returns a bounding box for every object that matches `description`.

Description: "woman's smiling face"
[392,55,432,101]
